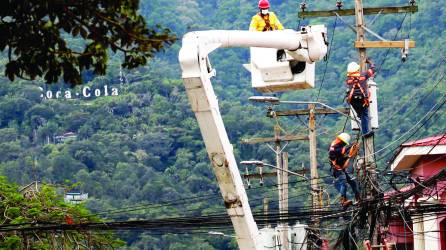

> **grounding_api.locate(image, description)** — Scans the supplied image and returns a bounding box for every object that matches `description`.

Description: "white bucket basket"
[249,47,315,93]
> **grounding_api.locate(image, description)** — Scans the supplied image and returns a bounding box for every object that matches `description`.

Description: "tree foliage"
[0,176,125,249]
[0,0,175,85]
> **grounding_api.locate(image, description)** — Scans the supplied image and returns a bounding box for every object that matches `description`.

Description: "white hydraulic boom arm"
[178,27,327,250]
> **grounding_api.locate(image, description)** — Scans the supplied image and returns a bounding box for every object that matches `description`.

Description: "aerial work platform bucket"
[248,47,316,93]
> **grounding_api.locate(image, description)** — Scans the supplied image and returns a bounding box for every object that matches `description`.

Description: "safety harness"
[259,13,272,31]
[346,75,369,104]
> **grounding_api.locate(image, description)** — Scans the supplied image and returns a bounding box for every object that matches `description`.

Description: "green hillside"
[0,0,444,249]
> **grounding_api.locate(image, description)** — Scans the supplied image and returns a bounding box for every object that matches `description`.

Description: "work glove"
[363,98,370,107]
[366,58,375,69]
[349,143,360,158]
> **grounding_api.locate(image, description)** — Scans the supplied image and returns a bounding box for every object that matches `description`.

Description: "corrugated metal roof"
[402,134,446,147]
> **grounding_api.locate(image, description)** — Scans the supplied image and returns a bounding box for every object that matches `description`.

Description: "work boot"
[340,197,353,207]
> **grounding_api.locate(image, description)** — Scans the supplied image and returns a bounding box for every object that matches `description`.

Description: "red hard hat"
[258,0,270,9]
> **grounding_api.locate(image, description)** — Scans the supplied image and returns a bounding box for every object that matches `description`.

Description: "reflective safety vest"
[328,139,349,170]
[249,12,284,31]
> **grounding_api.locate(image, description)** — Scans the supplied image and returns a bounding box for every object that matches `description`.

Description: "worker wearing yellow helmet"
[328,132,360,207]
[346,58,376,137]
[249,0,284,32]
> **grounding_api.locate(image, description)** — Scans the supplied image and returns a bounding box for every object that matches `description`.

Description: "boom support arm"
[178,27,327,249]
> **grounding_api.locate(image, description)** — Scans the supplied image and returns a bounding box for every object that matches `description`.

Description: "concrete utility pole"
[299,0,417,246]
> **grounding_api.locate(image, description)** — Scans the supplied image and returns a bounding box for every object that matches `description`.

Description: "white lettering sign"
[41,86,119,100]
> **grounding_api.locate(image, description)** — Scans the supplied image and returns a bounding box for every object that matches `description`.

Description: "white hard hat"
[337,132,351,145]
[347,62,360,74]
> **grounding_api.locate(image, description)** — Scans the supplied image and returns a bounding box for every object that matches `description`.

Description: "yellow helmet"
[347,62,360,74]
[337,132,351,145]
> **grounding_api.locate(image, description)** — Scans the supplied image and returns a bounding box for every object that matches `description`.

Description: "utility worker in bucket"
[346,58,375,137]
[249,0,284,31]
[328,132,361,208]
[249,0,285,61]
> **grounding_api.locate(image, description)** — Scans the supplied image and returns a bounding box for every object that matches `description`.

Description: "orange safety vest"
[329,139,349,170]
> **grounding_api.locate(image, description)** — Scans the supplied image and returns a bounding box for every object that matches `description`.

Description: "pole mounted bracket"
[401,39,410,62]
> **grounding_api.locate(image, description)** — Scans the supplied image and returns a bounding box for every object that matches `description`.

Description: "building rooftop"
[402,134,446,147]
[390,134,446,171]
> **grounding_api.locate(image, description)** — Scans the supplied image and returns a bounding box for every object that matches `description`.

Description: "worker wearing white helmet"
[346,58,375,137]
[328,132,360,207]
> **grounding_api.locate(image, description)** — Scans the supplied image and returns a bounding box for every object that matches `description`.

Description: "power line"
[4,169,444,234]
[375,13,408,75]
[315,16,338,102]
[379,93,446,168]
[372,87,446,162]
[379,55,446,127]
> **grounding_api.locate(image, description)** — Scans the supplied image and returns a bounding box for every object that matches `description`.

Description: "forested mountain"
[0,0,444,249]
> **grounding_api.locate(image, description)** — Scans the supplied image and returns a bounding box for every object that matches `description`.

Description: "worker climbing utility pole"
[299,0,417,246]
[267,102,349,249]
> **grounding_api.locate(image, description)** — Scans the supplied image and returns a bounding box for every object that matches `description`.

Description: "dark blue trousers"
[333,169,360,199]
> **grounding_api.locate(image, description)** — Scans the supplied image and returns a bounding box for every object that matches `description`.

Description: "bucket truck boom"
[178,27,328,249]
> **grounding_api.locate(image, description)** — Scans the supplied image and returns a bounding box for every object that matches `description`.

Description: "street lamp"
[208,231,236,238]
[248,96,358,122]
[248,96,280,104]
[240,160,307,180]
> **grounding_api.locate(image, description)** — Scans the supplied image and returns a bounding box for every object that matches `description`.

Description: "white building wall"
[423,214,439,250]
[413,215,425,250]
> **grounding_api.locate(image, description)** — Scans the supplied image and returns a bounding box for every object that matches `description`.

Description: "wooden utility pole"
[308,105,319,225]
[308,104,321,250]
[281,152,289,250]
[274,125,289,250]
[282,152,289,220]
[299,0,417,246]
[242,124,307,250]
[263,197,269,228]
[272,106,349,249]
[354,0,380,245]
